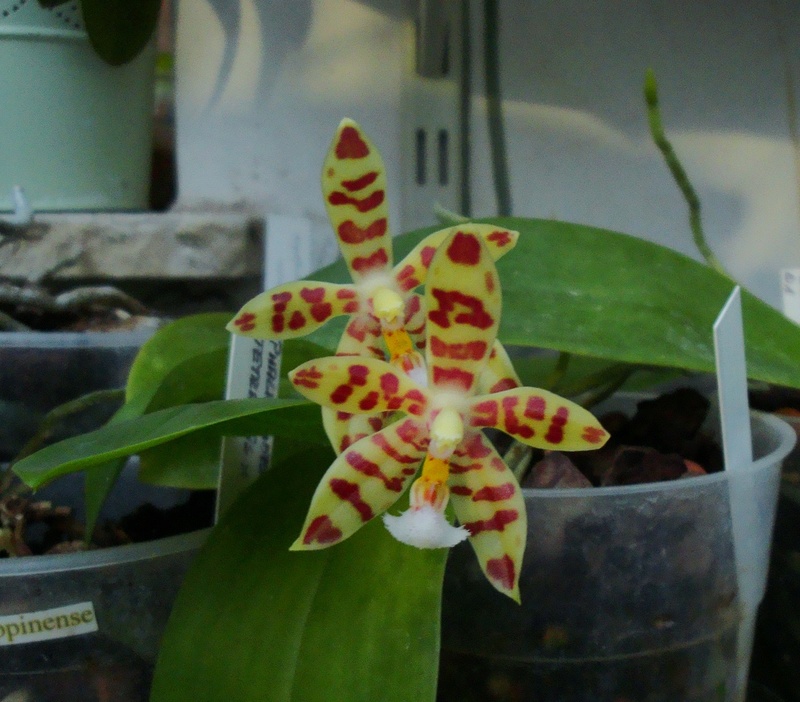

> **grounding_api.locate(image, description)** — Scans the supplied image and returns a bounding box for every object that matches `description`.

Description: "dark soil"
[521,387,724,489]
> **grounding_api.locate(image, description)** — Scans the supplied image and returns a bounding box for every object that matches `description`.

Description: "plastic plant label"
[216,338,282,520]
[0,602,98,646]
[713,285,752,472]
[781,268,800,324]
[216,215,312,521]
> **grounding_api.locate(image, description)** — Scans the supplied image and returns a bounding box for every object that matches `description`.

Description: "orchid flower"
[288,231,609,601]
[227,118,519,451]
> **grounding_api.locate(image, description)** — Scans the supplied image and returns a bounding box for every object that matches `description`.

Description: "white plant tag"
[713,285,752,472]
[781,268,800,324]
[0,602,98,646]
[216,338,282,520]
[216,215,314,521]
[714,286,763,683]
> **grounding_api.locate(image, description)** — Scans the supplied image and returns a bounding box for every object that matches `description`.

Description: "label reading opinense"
[0,602,98,646]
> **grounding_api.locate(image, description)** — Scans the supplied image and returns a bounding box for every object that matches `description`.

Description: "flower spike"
[289,230,610,600]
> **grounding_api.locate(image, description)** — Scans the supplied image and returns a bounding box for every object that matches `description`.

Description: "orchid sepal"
[393,224,519,294]
[289,356,430,418]
[448,430,527,602]
[322,119,393,282]
[425,231,503,396]
[467,388,609,450]
[477,341,523,395]
[290,417,428,550]
[227,281,359,340]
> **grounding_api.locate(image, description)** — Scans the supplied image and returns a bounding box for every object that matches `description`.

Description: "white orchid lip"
[383,506,469,549]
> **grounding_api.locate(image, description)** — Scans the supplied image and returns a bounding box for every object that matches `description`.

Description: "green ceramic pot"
[0,0,156,211]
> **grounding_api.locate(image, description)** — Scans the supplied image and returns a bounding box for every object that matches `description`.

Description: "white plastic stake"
[714,286,752,472]
[714,286,761,688]
[781,268,800,324]
[215,214,314,521]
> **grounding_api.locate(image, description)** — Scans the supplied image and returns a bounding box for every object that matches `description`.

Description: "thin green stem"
[10,388,125,468]
[544,351,572,391]
[644,69,729,278]
[577,366,637,409]
[483,0,512,216]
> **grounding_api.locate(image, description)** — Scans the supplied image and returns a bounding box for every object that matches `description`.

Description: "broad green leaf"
[83,313,230,533]
[135,337,333,488]
[496,217,800,390]
[137,430,223,490]
[307,218,800,390]
[81,0,161,65]
[125,312,230,412]
[14,399,320,489]
[508,351,686,396]
[151,445,447,702]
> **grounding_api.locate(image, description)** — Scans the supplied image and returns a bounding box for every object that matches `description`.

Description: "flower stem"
[644,69,729,278]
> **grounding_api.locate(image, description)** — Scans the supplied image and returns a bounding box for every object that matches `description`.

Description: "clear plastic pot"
[0,527,209,701]
[0,329,153,460]
[439,411,795,702]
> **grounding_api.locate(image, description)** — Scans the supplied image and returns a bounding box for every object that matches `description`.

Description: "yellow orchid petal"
[291,417,428,550]
[449,431,526,602]
[321,406,390,455]
[322,119,392,282]
[228,281,359,340]
[477,341,522,394]
[467,388,610,451]
[425,231,502,395]
[323,315,404,457]
[289,357,430,418]
[393,224,519,293]
[403,293,427,351]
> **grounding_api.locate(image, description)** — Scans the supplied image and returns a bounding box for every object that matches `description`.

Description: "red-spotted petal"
[448,430,526,602]
[425,231,501,395]
[336,313,385,359]
[322,119,392,282]
[393,224,519,293]
[289,357,431,418]
[290,417,428,550]
[321,406,392,455]
[228,281,360,340]
[467,388,610,450]
[403,293,426,352]
[477,341,522,395]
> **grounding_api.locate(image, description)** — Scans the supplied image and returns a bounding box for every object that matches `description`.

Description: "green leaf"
[495,217,800,389]
[14,398,320,489]
[80,0,161,66]
[137,430,223,490]
[134,336,333,489]
[82,313,230,533]
[151,445,447,702]
[125,312,230,412]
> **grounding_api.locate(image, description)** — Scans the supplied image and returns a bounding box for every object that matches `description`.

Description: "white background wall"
[174,0,800,309]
